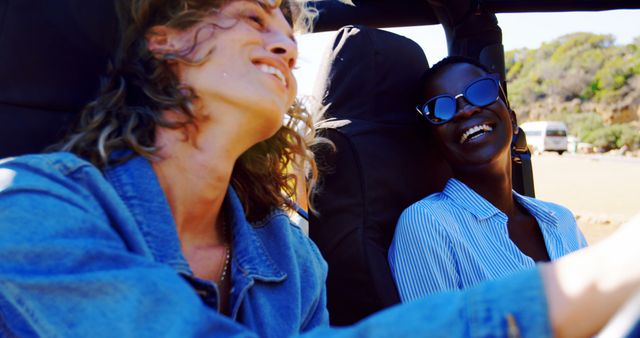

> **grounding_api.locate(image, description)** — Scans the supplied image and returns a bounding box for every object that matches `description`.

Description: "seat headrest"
[0,0,117,157]
[313,25,429,124]
[309,26,453,325]
[0,0,117,113]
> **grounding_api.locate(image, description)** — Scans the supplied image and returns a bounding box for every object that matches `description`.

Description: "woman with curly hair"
[0,0,327,335]
[0,0,640,337]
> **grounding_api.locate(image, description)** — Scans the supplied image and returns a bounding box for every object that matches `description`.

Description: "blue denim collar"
[104,155,191,273]
[226,187,287,282]
[104,154,286,282]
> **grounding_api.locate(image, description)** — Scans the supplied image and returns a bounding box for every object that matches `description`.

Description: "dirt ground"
[530,153,640,244]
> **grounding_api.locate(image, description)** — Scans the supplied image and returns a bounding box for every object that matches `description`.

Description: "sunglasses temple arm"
[498,81,511,109]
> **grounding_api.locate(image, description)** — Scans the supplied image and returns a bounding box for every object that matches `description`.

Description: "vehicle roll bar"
[310,0,640,32]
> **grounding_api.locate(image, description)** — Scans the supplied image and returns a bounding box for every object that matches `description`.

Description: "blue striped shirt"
[388,178,588,302]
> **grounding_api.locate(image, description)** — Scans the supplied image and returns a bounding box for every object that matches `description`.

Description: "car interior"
[1,0,639,333]
[308,0,639,328]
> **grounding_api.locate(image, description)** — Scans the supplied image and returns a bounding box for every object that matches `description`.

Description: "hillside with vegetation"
[505,33,640,151]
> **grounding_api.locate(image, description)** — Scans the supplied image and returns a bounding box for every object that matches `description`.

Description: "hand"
[542,213,640,338]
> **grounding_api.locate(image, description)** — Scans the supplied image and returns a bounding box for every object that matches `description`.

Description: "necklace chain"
[220,246,230,281]
[219,217,231,282]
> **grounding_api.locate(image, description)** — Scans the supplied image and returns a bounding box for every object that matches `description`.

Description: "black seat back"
[309,26,451,325]
[0,0,117,158]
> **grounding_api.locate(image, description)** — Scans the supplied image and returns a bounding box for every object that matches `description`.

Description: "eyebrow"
[237,0,297,42]
[254,0,273,14]
[258,0,296,42]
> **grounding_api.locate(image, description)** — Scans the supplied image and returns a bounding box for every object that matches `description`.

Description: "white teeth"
[258,64,287,87]
[459,124,493,144]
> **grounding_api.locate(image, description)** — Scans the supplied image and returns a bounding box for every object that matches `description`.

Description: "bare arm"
[542,213,640,338]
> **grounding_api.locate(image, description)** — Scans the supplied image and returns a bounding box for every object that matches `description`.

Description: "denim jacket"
[0,152,552,337]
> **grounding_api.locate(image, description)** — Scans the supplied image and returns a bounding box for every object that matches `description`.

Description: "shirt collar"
[443,178,502,221]
[105,154,286,282]
[512,190,559,228]
[104,155,190,273]
[443,178,560,228]
[226,187,287,282]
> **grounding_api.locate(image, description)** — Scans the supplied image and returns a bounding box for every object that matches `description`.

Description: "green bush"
[617,124,640,149]
[582,123,640,150]
[505,33,640,107]
[565,112,602,140]
[505,33,640,151]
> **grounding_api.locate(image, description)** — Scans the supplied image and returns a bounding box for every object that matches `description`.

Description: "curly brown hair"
[58,0,320,222]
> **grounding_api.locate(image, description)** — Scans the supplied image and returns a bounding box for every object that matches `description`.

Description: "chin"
[237,90,291,142]
[256,110,286,142]
[451,146,509,169]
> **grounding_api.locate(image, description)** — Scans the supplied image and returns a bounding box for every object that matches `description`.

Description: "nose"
[452,96,481,122]
[266,32,298,69]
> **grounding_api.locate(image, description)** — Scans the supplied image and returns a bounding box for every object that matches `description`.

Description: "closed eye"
[246,13,266,28]
[237,2,269,30]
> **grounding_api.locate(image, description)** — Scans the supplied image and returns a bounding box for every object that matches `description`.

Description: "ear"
[146,25,182,58]
[509,108,518,135]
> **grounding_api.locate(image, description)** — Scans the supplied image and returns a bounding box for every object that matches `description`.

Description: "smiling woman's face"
[424,63,515,169]
[149,0,299,141]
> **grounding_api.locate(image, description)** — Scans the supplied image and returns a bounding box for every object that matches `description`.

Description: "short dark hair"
[421,56,491,86]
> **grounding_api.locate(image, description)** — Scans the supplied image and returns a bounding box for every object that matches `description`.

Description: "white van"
[520,121,569,155]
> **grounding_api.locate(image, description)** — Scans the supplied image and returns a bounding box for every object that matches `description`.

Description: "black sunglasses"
[416,73,506,125]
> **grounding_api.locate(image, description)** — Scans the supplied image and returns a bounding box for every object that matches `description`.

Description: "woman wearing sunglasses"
[0,2,639,336]
[389,56,587,301]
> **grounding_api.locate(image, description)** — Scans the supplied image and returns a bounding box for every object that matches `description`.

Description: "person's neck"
[151,111,250,248]
[453,156,517,218]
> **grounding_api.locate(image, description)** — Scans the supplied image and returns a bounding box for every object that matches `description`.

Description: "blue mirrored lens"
[428,97,456,123]
[465,78,498,107]
[419,76,501,124]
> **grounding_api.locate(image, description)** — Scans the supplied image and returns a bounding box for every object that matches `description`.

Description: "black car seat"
[0,0,117,158]
[309,26,452,326]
